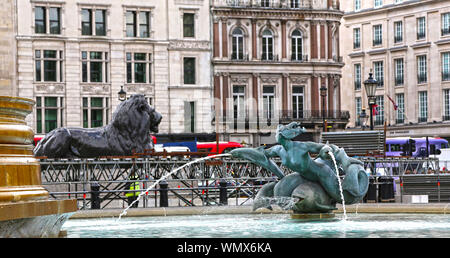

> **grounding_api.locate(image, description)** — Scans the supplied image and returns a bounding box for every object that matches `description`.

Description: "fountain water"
[118,153,231,220]
[329,152,347,220]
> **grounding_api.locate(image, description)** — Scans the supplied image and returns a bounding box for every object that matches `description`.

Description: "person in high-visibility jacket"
[125,174,140,208]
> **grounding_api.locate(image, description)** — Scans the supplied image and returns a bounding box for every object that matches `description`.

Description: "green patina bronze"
[230,122,369,214]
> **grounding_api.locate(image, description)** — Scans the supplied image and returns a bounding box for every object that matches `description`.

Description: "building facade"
[211,0,348,146]
[16,0,213,136]
[341,0,450,139]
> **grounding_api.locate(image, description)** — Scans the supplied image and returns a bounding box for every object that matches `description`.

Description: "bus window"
[442,143,448,149]
[391,144,401,152]
[222,147,236,153]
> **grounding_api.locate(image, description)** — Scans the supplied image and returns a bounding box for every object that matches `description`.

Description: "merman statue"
[230,122,369,214]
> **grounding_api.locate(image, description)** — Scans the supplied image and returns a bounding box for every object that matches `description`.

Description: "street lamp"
[364,72,377,130]
[118,86,127,101]
[320,84,328,132]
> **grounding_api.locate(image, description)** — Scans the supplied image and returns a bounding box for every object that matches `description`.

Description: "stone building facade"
[341,0,450,139]
[211,0,348,145]
[16,0,213,136]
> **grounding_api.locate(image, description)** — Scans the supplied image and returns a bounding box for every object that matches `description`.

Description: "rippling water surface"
[62,213,450,238]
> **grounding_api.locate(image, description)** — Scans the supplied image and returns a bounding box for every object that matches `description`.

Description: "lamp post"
[364,72,377,130]
[320,84,327,132]
[118,86,127,101]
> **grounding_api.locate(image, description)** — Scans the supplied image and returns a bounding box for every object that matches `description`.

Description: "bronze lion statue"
[34,94,162,158]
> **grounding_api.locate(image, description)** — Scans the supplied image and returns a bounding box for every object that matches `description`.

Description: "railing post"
[219,179,228,205]
[159,180,169,207]
[90,182,100,209]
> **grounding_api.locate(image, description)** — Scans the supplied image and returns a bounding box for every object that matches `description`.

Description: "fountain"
[229,122,369,220]
[0,96,77,237]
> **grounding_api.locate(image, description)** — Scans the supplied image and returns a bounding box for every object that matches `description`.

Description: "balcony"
[231,53,249,61]
[217,0,314,9]
[291,54,308,62]
[279,110,350,123]
[418,117,427,123]
[214,109,350,131]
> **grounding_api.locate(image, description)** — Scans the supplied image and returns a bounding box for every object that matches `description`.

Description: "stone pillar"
[252,74,259,124]
[213,19,220,58]
[320,77,327,112]
[282,74,288,116]
[310,23,318,60]
[252,20,257,60]
[311,76,319,111]
[281,21,287,60]
[320,24,326,59]
[221,19,228,58]
[222,74,229,119]
[328,23,333,60]
[328,76,334,113]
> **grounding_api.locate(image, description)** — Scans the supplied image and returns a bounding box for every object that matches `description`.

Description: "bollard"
[364,176,377,203]
[90,182,101,209]
[219,180,228,206]
[159,180,169,207]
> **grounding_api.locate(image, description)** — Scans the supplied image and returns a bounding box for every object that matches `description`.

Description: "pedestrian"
[125,173,140,208]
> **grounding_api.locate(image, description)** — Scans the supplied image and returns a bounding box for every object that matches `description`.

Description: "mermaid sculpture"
[230,122,369,214]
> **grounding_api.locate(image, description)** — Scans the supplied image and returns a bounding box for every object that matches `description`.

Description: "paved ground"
[70,202,450,219]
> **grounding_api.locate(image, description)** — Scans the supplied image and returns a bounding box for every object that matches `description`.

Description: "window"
[126,10,150,38]
[35,6,61,34]
[375,95,384,126]
[126,53,152,84]
[292,86,304,119]
[233,86,246,120]
[373,25,382,46]
[394,0,403,3]
[444,89,450,120]
[353,28,361,49]
[443,52,450,81]
[35,50,64,82]
[355,97,362,126]
[82,97,109,128]
[262,86,275,120]
[394,58,404,86]
[183,13,195,38]
[396,93,404,124]
[354,63,361,90]
[394,21,403,43]
[262,29,274,61]
[442,13,450,36]
[291,29,303,61]
[36,97,64,134]
[290,0,300,8]
[81,51,109,83]
[183,57,196,84]
[418,91,427,122]
[355,0,361,11]
[417,55,427,84]
[81,8,106,36]
[417,17,426,40]
[231,28,244,60]
[374,61,384,87]
[374,0,383,8]
[184,101,195,133]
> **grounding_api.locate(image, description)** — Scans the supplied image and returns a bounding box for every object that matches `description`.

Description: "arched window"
[231,28,244,60]
[291,29,303,61]
[262,29,273,61]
